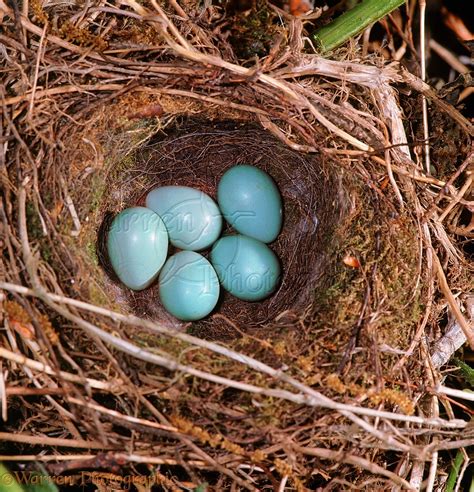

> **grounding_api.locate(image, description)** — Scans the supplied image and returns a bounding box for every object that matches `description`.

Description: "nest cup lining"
[97,120,346,338]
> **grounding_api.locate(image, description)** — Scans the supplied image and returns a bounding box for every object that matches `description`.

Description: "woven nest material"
[96,120,346,338]
[1,0,473,489]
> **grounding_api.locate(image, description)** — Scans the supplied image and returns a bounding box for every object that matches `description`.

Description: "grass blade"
[313,0,406,53]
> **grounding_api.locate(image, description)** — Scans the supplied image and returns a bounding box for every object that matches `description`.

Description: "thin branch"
[431,296,474,368]
[0,432,112,449]
[433,253,474,350]
[419,0,431,174]
[0,346,118,391]
[293,445,416,491]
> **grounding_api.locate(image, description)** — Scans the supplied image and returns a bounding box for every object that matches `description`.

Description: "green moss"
[88,174,106,215]
[88,282,110,306]
[307,178,424,377]
[85,240,98,266]
[42,191,54,209]
[135,332,190,359]
[25,201,54,263]
[40,242,53,263]
[227,0,280,60]
[454,358,474,387]
[26,202,43,240]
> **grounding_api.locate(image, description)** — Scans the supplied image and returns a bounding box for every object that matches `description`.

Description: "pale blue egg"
[146,186,222,251]
[159,251,220,320]
[210,235,280,301]
[217,165,282,243]
[107,207,168,290]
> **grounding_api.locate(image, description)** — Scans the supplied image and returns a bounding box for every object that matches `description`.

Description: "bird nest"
[96,119,346,339]
[1,0,473,490]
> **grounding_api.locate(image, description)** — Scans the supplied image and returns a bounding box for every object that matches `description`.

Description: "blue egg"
[217,165,282,243]
[107,207,168,290]
[159,251,220,320]
[210,235,280,301]
[146,186,222,251]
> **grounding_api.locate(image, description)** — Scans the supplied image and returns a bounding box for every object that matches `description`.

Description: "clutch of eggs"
[106,165,283,320]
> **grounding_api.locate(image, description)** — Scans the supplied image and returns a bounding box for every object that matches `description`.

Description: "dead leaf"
[343,255,361,268]
[128,103,164,120]
[9,319,35,339]
[289,0,312,16]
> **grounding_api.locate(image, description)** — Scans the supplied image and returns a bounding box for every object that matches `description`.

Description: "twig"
[454,455,470,492]
[438,175,473,223]
[0,364,6,421]
[426,149,474,218]
[427,439,474,452]
[0,454,209,468]
[6,387,66,395]
[66,397,178,433]
[293,445,416,491]
[429,39,470,75]
[371,156,446,185]
[419,0,431,174]
[27,23,47,119]
[273,55,402,88]
[424,343,440,492]
[0,432,112,449]
[60,177,81,236]
[117,453,209,468]
[1,84,125,108]
[409,459,425,490]
[278,475,288,492]
[431,296,474,368]
[436,385,474,402]
[382,124,405,206]
[433,253,474,350]
[0,455,96,462]
[401,69,474,136]
[0,346,119,391]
